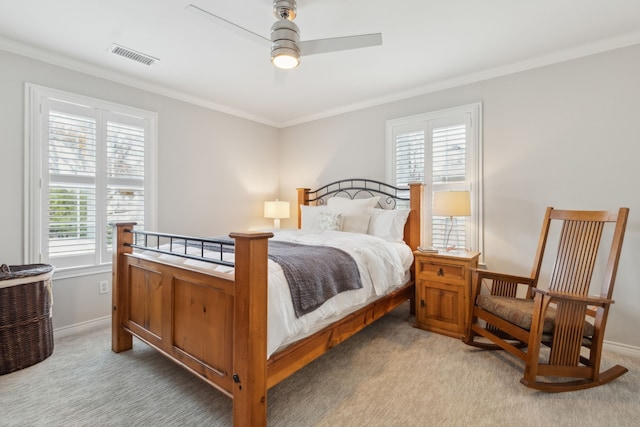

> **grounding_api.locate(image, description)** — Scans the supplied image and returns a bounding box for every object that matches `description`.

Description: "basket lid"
[0,264,55,281]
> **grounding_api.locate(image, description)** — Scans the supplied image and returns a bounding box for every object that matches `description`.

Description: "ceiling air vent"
[109,44,159,66]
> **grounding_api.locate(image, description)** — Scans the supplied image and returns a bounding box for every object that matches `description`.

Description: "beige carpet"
[1,305,639,426]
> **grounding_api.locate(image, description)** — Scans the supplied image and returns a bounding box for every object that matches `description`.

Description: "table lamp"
[432,191,471,251]
[264,199,290,229]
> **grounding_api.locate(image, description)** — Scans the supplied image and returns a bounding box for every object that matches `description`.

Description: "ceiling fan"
[187,1,382,69]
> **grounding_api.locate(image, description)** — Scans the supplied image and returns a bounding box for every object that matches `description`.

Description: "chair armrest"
[531,288,615,307]
[471,269,535,285]
[470,269,536,299]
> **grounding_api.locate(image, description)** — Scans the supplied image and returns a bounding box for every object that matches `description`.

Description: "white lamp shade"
[432,191,471,217]
[264,200,290,219]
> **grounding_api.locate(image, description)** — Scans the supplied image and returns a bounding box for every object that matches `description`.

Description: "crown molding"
[280,30,640,127]
[3,31,640,129]
[0,36,280,128]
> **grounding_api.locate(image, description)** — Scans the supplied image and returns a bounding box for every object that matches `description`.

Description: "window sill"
[52,264,112,280]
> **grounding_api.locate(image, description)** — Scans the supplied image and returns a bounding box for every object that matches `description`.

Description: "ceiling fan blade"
[298,33,382,56]
[186,4,271,48]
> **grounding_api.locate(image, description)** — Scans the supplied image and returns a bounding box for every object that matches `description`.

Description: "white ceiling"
[1,0,640,127]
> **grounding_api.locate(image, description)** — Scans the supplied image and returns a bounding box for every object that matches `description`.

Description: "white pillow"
[327,196,380,212]
[300,205,328,229]
[342,213,371,234]
[326,196,379,234]
[367,208,411,242]
[318,212,343,231]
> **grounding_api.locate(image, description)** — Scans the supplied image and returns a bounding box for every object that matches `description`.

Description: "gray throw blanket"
[193,238,363,317]
[268,241,363,318]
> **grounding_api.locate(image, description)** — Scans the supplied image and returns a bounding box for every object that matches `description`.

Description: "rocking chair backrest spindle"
[550,217,603,296]
[544,210,625,366]
[546,209,626,299]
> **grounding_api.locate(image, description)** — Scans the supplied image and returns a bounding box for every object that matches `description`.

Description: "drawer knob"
[437,267,444,276]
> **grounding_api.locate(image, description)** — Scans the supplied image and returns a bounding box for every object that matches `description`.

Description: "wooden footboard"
[117,255,236,391]
[112,181,423,426]
[112,226,272,424]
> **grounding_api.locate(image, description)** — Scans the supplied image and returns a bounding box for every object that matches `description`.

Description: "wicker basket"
[0,264,55,375]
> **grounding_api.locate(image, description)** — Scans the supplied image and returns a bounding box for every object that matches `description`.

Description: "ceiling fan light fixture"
[270,18,300,69]
[271,45,300,69]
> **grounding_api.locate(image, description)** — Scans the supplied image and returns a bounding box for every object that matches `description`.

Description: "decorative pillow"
[342,213,371,234]
[300,205,328,229]
[327,196,380,212]
[318,212,343,231]
[367,208,411,242]
[325,196,379,234]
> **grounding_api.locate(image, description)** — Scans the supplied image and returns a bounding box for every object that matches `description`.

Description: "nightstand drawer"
[416,259,467,283]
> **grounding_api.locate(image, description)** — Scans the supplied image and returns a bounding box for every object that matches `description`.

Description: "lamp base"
[443,215,464,251]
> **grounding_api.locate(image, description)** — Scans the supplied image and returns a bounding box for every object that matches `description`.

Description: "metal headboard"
[304,178,410,210]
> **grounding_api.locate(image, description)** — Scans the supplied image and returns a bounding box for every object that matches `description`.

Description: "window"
[386,103,482,253]
[26,84,157,277]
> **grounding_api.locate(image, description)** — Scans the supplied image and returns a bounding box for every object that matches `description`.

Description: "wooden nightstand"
[414,250,480,338]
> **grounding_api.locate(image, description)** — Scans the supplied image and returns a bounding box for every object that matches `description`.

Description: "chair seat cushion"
[476,295,594,337]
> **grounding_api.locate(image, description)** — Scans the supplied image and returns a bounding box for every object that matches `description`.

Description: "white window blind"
[386,103,482,253]
[105,116,146,259]
[48,109,97,261]
[26,84,157,276]
[433,124,466,184]
[395,130,425,187]
[431,123,468,249]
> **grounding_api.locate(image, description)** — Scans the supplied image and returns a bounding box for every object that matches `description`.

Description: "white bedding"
[137,229,413,357]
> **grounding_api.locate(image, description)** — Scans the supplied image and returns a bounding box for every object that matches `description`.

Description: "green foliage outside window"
[49,188,92,238]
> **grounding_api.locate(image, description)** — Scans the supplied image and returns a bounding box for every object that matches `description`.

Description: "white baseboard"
[603,340,640,358]
[53,316,110,339]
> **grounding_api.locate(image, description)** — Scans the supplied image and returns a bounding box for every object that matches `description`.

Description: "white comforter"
[139,229,413,357]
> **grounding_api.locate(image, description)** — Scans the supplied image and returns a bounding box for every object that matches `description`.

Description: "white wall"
[0,49,280,330]
[279,44,640,349]
[3,43,639,350]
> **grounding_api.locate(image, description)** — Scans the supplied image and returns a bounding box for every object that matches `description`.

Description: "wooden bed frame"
[112,179,423,426]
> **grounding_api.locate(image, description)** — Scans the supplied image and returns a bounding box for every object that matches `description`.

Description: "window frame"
[385,103,483,256]
[24,83,158,279]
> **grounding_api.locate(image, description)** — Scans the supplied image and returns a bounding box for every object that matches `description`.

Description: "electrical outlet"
[99,280,109,294]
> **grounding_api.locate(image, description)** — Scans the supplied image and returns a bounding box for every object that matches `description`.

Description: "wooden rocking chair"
[463,207,629,392]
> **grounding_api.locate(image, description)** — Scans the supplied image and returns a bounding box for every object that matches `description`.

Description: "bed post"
[296,187,310,229]
[407,183,423,315]
[112,222,135,353]
[407,183,423,251]
[230,231,273,427]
